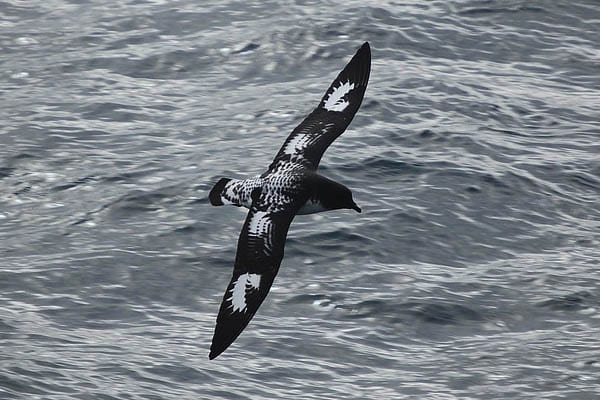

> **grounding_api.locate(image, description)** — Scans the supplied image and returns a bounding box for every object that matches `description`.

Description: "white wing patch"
[323,81,354,112]
[228,273,261,313]
[283,133,312,155]
[248,211,269,235]
[282,124,334,156]
[247,210,273,252]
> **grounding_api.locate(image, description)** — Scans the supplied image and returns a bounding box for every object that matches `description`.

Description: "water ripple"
[2,0,600,399]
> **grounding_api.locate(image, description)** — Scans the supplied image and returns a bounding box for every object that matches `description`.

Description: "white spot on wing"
[283,134,311,155]
[228,273,261,313]
[248,211,274,254]
[248,211,269,235]
[323,81,354,112]
[283,123,334,156]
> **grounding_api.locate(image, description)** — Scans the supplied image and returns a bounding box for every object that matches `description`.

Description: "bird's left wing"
[209,193,299,359]
[267,42,371,173]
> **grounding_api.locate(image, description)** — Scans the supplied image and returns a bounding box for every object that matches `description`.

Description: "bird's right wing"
[209,193,299,359]
[268,42,371,173]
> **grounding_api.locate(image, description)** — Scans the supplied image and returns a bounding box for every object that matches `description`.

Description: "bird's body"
[210,171,359,215]
[209,42,371,359]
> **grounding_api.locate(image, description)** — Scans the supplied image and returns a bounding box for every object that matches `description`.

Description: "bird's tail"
[209,178,232,206]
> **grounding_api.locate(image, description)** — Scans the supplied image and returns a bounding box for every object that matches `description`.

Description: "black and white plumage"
[208,42,371,360]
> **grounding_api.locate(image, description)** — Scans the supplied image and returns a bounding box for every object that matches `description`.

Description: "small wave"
[341,299,486,326]
[538,291,595,311]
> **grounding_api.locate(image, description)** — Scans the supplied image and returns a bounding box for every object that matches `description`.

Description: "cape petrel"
[209,42,371,359]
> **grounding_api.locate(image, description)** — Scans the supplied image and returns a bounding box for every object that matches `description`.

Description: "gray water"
[1,1,600,399]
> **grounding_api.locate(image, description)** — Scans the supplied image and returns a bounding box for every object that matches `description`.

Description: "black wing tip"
[334,41,371,90]
[208,348,221,360]
[209,320,248,360]
[209,331,235,360]
[209,177,231,206]
[354,41,371,63]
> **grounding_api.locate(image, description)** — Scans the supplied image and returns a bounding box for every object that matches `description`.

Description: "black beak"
[351,203,362,213]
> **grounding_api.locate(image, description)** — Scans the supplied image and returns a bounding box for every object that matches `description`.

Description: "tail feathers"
[209,178,231,206]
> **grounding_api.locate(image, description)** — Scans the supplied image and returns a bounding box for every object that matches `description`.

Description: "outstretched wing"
[268,42,371,172]
[209,198,298,359]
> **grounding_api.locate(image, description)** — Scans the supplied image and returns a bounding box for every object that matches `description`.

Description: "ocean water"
[1,0,599,399]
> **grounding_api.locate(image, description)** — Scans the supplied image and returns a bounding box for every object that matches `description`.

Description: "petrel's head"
[340,189,361,213]
[349,201,362,213]
[320,180,361,213]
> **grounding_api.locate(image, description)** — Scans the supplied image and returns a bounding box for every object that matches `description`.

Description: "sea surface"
[1,1,599,399]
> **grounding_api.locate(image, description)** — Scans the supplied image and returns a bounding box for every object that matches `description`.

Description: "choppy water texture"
[2,0,600,399]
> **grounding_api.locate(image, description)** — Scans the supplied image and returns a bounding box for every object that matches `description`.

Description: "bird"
[208,42,371,359]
